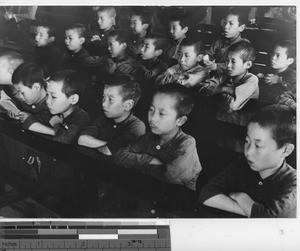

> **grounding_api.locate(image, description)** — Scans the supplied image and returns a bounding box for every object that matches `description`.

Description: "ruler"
[0,220,171,250]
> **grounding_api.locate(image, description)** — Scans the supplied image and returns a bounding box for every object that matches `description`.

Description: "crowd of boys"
[0,6,296,218]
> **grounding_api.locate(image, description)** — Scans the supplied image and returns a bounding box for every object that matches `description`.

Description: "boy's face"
[178,45,201,71]
[169,21,187,41]
[65,29,84,53]
[270,46,292,71]
[141,38,159,60]
[244,122,287,177]
[102,85,126,121]
[226,51,249,79]
[14,82,40,105]
[97,10,114,31]
[35,26,51,47]
[222,14,244,39]
[107,36,126,59]
[130,15,147,35]
[148,93,181,137]
[46,80,73,116]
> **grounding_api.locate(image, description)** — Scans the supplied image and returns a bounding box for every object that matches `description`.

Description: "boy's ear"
[123,99,134,111]
[282,143,295,158]
[69,94,79,105]
[197,53,204,62]
[238,24,245,32]
[32,82,41,91]
[79,37,85,45]
[183,26,189,34]
[49,36,55,43]
[177,116,187,127]
[244,60,252,69]
[142,23,149,31]
[155,49,163,57]
[287,57,295,66]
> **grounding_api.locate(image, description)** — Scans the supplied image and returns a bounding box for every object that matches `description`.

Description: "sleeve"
[106,120,146,155]
[275,91,296,111]
[250,185,297,218]
[136,62,169,81]
[198,158,241,203]
[53,112,91,144]
[164,137,202,191]
[155,66,179,87]
[205,39,219,60]
[229,75,259,111]
[81,54,102,68]
[281,68,296,93]
[79,117,104,137]
[114,134,154,169]
[115,61,136,76]
[22,109,52,130]
[198,76,222,97]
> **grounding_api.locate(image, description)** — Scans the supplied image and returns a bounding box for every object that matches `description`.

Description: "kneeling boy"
[114,83,202,191]
[199,104,296,218]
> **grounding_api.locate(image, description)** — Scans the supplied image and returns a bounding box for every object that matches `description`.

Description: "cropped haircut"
[98,7,116,26]
[228,41,256,62]
[145,32,170,53]
[131,7,153,32]
[37,22,56,37]
[108,29,131,45]
[66,23,87,39]
[48,70,85,98]
[0,51,24,73]
[155,83,194,118]
[226,7,248,26]
[180,36,205,55]
[105,74,141,107]
[12,62,45,88]
[275,40,296,59]
[249,104,296,148]
[169,13,190,29]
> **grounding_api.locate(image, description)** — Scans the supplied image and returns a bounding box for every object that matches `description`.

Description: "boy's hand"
[7,110,20,120]
[177,73,189,86]
[49,115,63,126]
[91,35,101,42]
[18,111,31,123]
[106,59,117,74]
[264,74,280,85]
[150,157,163,165]
[203,57,217,71]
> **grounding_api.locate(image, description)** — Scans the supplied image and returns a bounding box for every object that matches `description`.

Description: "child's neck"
[36,89,47,104]
[274,66,288,74]
[232,70,247,82]
[113,53,126,61]
[228,34,240,41]
[113,111,131,124]
[136,30,147,39]
[72,46,82,54]
[62,105,76,118]
[259,160,284,179]
[158,127,180,145]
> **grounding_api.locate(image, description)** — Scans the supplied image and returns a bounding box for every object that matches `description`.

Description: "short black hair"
[145,32,170,53]
[12,62,45,88]
[169,13,190,29]
[228,41,256,62]
[249,104,296,148]
[104,74,141,108]
[131,7,153,33]
[180,36,205,55]
[155,83,194,118]
[108,29,131,45]
[48,70,85,98]
[66,23,87,39]
[226,7,248,26]
[37,21,56,37]
[274,40,296,59]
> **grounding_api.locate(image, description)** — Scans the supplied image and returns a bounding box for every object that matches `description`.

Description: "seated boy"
[166,12,189,66]
[8,62,53,135]
[156,36,209,89]
[46,70,91,144]
[78,75,145,156]
[199,104,296,218]
[114,83,202,191]
[203,8,249,75]
[88,7,116,57]
[129,7,153,59]
[258,40,296,104]
[33,22,63,77]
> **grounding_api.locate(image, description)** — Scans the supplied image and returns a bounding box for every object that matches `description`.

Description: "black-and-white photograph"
[0,5,296,220]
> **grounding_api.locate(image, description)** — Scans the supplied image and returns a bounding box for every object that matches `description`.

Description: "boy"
[88,7,116,57]
[156,36,208,89]
[258,40,296,104]
[114,83,202,191]
[78,75,145,156]
[199,104,296,218]
[129,7,153,59]
[46,70,91,144]
[100,29,136,77]
[203,8,249,75]
[166,13,189,66]
[8,62,53,135]
[33,22,63,77]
